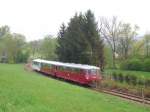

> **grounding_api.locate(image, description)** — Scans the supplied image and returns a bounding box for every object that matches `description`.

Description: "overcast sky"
[0,0,149,41]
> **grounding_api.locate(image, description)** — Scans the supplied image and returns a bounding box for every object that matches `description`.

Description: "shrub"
[129,75,137,85]
[137,79,145,86]
[112,72,117,81]
[142,59,150,72]
[128,59,142,71]
[120,58,143,71]
[120,58,150,72]
[145,79,150,87]
[120,61,128,70]
[118,73,124,83]
[124,74,131,84]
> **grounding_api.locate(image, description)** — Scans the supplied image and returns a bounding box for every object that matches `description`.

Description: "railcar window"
[66,67,71,71]
[43,63,46,67]
[33,61,39,66]
[33,61,37,65]
[62,66,66,71]
[48,64,52,68]
[59,66,62,71]
[75,68,80,73]
[68,68,80,73]
[59,67,80,73]
[41,63,43,67]
[41,63,50,68]
[56,66,59,70]
[71,68,76,73]
[88,69,97,75]
[59,66,63,71]
[71,68,75,72]
[46,64,48,67]
[67,67,72,72]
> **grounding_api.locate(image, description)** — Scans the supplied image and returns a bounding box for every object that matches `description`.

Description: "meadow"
[0,64,150,112]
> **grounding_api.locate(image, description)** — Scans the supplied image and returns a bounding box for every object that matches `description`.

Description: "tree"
[144,34,150,57]
[28,40,42,59]
[12,33,28,63]
[84,10,105,69]
[0,33,12,62]
[0,25,10,37]
[95,39,105,71]
[40,35,57,60]
[4,33,27,63]
[104,45,113,68]
[0,25,28,63]
[131,34,150,58]
[0,25,10,62]
[28,35,58,60]
[62,13,91,64]
[132,38,144,58]
[56,23,67,61]
[99,16,122,68]
[118,24,139,59]
[56,10,105,70]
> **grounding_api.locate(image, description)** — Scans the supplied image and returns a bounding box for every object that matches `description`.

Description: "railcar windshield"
[32,61,41,68]
[33,61,39,66]
[87,69,100,75]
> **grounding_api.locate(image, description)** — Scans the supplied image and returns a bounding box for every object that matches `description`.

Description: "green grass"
[0,64,150,112]
[105,69,150,79]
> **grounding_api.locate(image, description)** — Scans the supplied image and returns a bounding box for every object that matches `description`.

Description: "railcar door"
[77,69,87,84]
[68,67,79,81]
[54,65,59,76]
[68,68,78,82]
[65,67,72,80]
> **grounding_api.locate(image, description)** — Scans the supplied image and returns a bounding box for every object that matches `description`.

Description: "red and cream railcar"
[32,59,101,85]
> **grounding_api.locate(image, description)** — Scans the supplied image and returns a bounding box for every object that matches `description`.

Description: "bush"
[137,79,145,86]
[118,73,124,82]
[120,61,128,70]
[120,58,150,72]
[129,75,137,85]
[111,72,148,87]
[112,72,117,81]
[121,58,143,71]
[142,59,150,72]
[145,79,150,87]
[124,74,130,84]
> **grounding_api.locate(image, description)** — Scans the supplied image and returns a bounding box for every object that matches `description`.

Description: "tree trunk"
[112,51,116,69]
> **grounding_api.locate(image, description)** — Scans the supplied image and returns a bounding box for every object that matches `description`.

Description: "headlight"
[86,76,89,80]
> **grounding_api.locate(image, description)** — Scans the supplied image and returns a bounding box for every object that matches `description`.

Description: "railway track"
[92,88,150,105]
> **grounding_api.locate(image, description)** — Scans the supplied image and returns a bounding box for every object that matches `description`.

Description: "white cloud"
[0,0,149,41]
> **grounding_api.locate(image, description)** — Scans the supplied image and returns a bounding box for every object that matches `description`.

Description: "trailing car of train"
[32,59,102,86]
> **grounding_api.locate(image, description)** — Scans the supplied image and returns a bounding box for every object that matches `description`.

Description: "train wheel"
[89,80,100,88]
[89,81,97,88]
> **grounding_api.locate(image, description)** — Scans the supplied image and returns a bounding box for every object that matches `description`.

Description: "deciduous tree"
[99,16,121,68]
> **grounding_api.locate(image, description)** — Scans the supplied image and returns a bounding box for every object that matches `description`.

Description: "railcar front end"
[82,68,101,85]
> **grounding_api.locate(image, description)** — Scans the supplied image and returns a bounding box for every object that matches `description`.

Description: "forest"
[0,10,150,72]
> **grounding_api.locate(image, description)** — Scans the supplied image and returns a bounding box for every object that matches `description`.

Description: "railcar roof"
[33,59,100,70]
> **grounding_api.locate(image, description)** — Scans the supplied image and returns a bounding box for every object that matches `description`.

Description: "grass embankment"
[102,69,150,98]
[105,69,150,79]
[0,64,150,112]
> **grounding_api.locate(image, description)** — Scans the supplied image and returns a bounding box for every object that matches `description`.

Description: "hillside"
[0,64,149,112]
